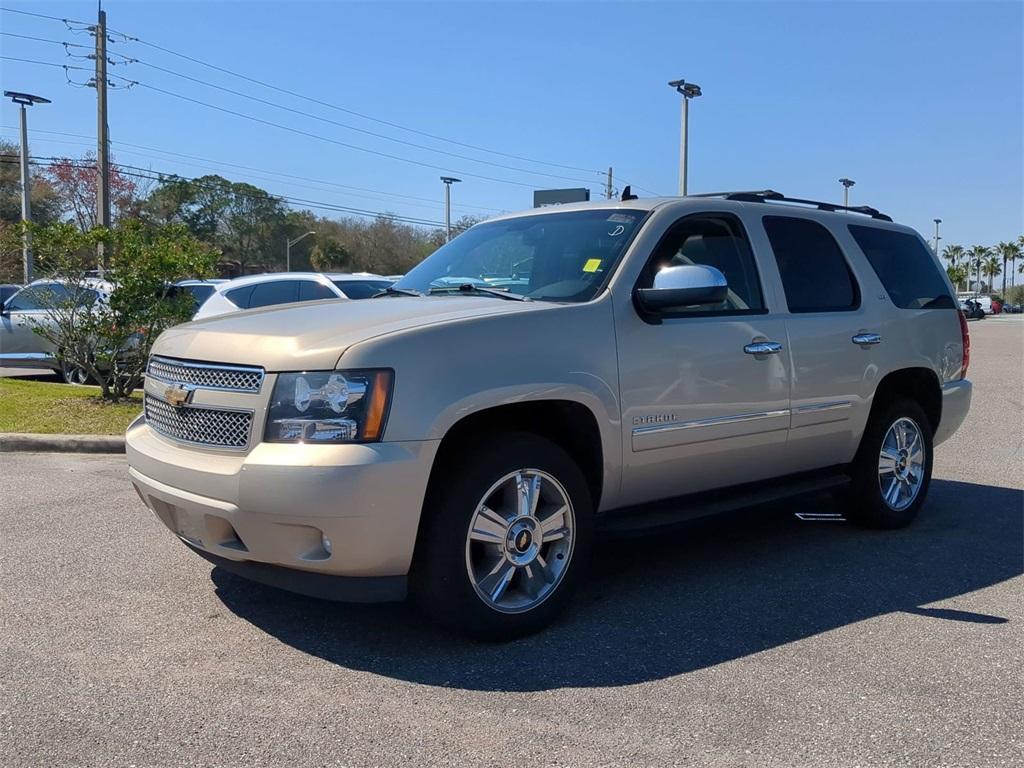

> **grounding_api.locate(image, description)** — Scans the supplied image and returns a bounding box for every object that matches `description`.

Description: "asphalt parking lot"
[1,319,1021,768]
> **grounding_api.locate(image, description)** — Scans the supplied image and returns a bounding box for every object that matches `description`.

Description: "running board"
[598,469,850,535]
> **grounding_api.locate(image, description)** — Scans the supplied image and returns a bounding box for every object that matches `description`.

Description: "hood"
[152,296,547,371]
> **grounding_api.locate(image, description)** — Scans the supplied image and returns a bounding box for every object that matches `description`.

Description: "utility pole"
[605,167,614,200]
[839,178,855,208]
[440,176,460,242]
[286,231,315,272]
[94,5,111,270]
[4,91,50,284]
[932,218,942,256]
[668,79,702,196]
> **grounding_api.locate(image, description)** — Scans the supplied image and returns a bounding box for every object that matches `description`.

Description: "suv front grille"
[147,355,264,393]
[144,394,254,449]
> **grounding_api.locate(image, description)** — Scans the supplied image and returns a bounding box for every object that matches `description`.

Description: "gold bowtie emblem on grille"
[164,384,195,407]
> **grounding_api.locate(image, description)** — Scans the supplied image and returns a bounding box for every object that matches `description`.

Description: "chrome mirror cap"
[636,264,729,311]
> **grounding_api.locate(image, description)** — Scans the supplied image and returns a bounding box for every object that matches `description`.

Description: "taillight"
[958,310,970,379]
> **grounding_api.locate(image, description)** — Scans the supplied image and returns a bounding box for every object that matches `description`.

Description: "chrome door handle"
[852,333,882,346]
[744,341,783,355]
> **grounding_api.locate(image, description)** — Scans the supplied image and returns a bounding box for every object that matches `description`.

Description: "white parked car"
[193,272,393,319]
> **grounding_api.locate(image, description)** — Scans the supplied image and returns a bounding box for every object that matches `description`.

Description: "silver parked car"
[126,190,972,639]
[0,278,113,383]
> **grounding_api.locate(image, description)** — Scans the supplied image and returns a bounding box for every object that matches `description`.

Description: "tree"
[309,239,351,271]
[995,240,1021,296]
[946,264,968,290]
[20,219,218,400]
[942,244,965,291]
[41,153,138,231]
[966,245,990,292]
[0,139,61,226]
[982,254,1001,293]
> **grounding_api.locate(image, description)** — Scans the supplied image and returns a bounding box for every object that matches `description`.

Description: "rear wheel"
[60,360,92,385]
[842,397,933,528]
[412,433,593,640]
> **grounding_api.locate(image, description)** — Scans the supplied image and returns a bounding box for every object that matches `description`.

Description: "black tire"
[411,432,593,641]
[841,397,934,529]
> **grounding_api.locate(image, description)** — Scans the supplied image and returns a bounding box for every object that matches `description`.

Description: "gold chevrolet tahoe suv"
[127,191,972,639]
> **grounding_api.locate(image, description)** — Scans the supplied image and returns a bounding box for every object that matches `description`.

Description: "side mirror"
[635,264,729,312]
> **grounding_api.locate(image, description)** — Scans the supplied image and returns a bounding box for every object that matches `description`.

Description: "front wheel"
[412,433,593,640]
[841,397,934,528]
[60,360,93,385]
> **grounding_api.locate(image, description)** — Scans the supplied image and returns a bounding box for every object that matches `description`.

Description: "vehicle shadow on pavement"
[209,478,1022,691]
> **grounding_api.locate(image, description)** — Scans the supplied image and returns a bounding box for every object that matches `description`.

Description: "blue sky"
[1,1,1021,246]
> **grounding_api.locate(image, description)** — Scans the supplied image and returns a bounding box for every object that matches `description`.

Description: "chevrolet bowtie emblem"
[164,384,195,407]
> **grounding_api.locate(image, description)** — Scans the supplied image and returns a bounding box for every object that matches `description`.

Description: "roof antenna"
[621,185,638,201]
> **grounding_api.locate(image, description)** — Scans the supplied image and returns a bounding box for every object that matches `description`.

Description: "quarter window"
[638,214,765,315]
[763,216,859,313]
[847,225,956,309]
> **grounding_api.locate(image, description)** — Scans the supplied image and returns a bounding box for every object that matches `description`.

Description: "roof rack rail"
[688,189,893,222]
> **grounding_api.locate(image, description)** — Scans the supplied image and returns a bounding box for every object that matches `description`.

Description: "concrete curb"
[0,432,125,454]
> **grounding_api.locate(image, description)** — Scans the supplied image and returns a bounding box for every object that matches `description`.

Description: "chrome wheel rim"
[63,363,88,385]
[877,417,925,511]
[465,469,575,614]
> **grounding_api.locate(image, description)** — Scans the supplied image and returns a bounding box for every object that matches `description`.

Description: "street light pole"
[286,231,316,272]
[4,91,50,284]
[932,219,942,256]
[839,178,855,208]
[668,79,702,196]
[440,176,461,242]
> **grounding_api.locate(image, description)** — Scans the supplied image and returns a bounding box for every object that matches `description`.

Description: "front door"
[615,212,792,507]
[0,285,59,365]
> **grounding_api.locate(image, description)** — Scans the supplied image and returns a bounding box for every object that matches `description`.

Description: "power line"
[0,54,89,71]
[1,155,447,227]
[0,126,506,214]
[0,6,86,24]
[0,30,86,47]
[128,56,603,186]
[107,27,606,176]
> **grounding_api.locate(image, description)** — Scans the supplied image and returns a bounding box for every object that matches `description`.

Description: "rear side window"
[333,280,393,299]
[249,280,300,309]
[225,285,255,309]
[298,281,337,301]
[848,226,956,309]
[763,216,859,313]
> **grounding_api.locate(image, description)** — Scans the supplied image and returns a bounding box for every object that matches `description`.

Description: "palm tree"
[966,245,990,293]
[995,241,1021,297]
[942,244,965,291]
[982,255,1001,293]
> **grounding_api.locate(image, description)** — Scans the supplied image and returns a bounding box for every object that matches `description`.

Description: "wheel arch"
[870,367,942,434]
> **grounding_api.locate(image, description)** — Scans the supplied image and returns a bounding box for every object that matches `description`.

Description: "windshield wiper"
[372,286,423,298]
[429,284,531,302]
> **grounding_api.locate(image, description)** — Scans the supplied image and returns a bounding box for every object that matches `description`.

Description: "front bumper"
[935,379,972,446]
[127,416,439,595]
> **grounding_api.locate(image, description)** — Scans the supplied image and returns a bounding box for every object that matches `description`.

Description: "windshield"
[394,209,647,302]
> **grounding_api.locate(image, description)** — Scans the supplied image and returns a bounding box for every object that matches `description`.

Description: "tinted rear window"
[333,280,393,299]
[298,280,337,301]
[225,285,255,309]
[763,216,859,313]
[249,280,300,308]
[848,226,956,309]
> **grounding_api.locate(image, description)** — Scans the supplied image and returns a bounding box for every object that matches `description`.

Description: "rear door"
[615,211,793,506]
[758,215,882,471]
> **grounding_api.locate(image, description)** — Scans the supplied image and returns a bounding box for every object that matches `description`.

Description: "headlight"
[265,369,393,443]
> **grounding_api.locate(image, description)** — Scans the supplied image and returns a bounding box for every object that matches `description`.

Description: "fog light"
[322,534,333,555]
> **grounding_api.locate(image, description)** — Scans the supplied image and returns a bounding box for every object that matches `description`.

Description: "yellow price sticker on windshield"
[583,258,603,273]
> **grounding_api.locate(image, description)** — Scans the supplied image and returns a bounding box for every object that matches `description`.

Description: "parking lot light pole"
[933,218,942,256]
[839,178,855,208]
[668,79,702,196]
[441,176,461,242]
[286,231,316,272]
[4,90,50,284]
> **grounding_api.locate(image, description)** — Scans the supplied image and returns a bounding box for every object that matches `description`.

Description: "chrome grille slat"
[147,355,264,393]
[144,395,253,449]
